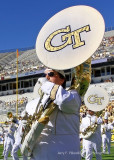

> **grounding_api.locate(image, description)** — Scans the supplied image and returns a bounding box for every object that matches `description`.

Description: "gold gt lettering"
[44,25,91,52]
[87,95,104,105]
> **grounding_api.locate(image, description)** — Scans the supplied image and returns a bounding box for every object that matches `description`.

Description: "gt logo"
[44,25,91,52]
[87,95,104,105]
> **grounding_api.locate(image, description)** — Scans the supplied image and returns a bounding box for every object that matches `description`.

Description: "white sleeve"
[97,117,103,124]
[107,123,114,131]
[54,86,81,114]
[41,81,81,114]
[101,125,103,133]
[80,118,87,132]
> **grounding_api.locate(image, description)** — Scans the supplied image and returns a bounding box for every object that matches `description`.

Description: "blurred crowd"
[0,97,28,109]
[92,36,114,60]
[0,36,114,79]
[0,49,44,79]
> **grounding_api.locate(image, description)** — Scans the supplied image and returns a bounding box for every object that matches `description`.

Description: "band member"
[4,119,17,160]
[7,112,19,125]
[7,112,13,119]
[2,130,8,157]
[0,125,5,157]
[24,68,81,160]
[12,118,28,160]
[81,138,86,159]
[101,117,114,154]
[80,110,102,160]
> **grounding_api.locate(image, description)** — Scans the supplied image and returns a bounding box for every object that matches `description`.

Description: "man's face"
[88,110,94,116]
[8,113,13,118]
[104,119,108,124]
[44,69,64,86]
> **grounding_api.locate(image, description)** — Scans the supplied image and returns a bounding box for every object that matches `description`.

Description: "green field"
[0,143,114,159]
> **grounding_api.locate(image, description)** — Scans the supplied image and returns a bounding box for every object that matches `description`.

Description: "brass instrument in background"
[80,123,98,139]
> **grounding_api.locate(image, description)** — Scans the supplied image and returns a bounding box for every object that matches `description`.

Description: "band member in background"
[12,124,28,160]
[7,112,19,125]
[80,110,103,160]
[80,138,86,159]
[101,117,114,154]
[12,113,28,160]
[0,125,6,157]
[7,112,13,119]
[24,68,81,160]
[4,119,17,160]
[2,129,8,157]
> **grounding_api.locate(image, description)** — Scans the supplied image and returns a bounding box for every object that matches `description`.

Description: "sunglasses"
[43,72,55,77]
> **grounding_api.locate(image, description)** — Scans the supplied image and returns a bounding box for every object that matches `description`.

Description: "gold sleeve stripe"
[50,85,59,100]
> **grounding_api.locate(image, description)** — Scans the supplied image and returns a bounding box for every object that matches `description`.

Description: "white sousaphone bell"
[84,86,109,112]
[36,5,105,70]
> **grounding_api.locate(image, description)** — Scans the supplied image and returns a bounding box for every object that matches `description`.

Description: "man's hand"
[38,77,48,85]
[41,81,54,95]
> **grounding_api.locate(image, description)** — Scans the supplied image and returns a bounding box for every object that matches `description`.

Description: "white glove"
[37,77,48,85]
[33,78,48,98]
[41,81,54,95]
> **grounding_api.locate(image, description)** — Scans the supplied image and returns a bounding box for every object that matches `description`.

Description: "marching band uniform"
[2,131,8,157]
[25,80,81,160]
[80,112,102,160]
[0,126,5,157]
[12,120,28,160]
[4,122,17,160]
[81,138,86,158]
[101,120,113,154]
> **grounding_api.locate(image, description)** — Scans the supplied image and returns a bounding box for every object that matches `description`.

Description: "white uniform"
[4,122,17,160]
[2,132,8,156]
[81,138,86,158]
[80,114,102,160]
[25,81,81,160]
[101,122,113,154]
[12,120,28,160]
[0,131,3,144]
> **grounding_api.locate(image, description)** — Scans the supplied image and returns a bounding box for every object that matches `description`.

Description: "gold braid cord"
[21,84,59,156]
[69,57,91,97]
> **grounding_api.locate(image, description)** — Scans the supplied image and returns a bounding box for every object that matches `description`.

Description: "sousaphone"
[36,5,105,70]
[21,5,106,156]
[36,5,105,101]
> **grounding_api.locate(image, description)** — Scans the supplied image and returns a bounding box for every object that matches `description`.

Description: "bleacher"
[0,29,113,79]
[0,48,44,78]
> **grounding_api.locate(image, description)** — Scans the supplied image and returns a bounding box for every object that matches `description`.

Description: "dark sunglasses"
[43,72,55,77]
